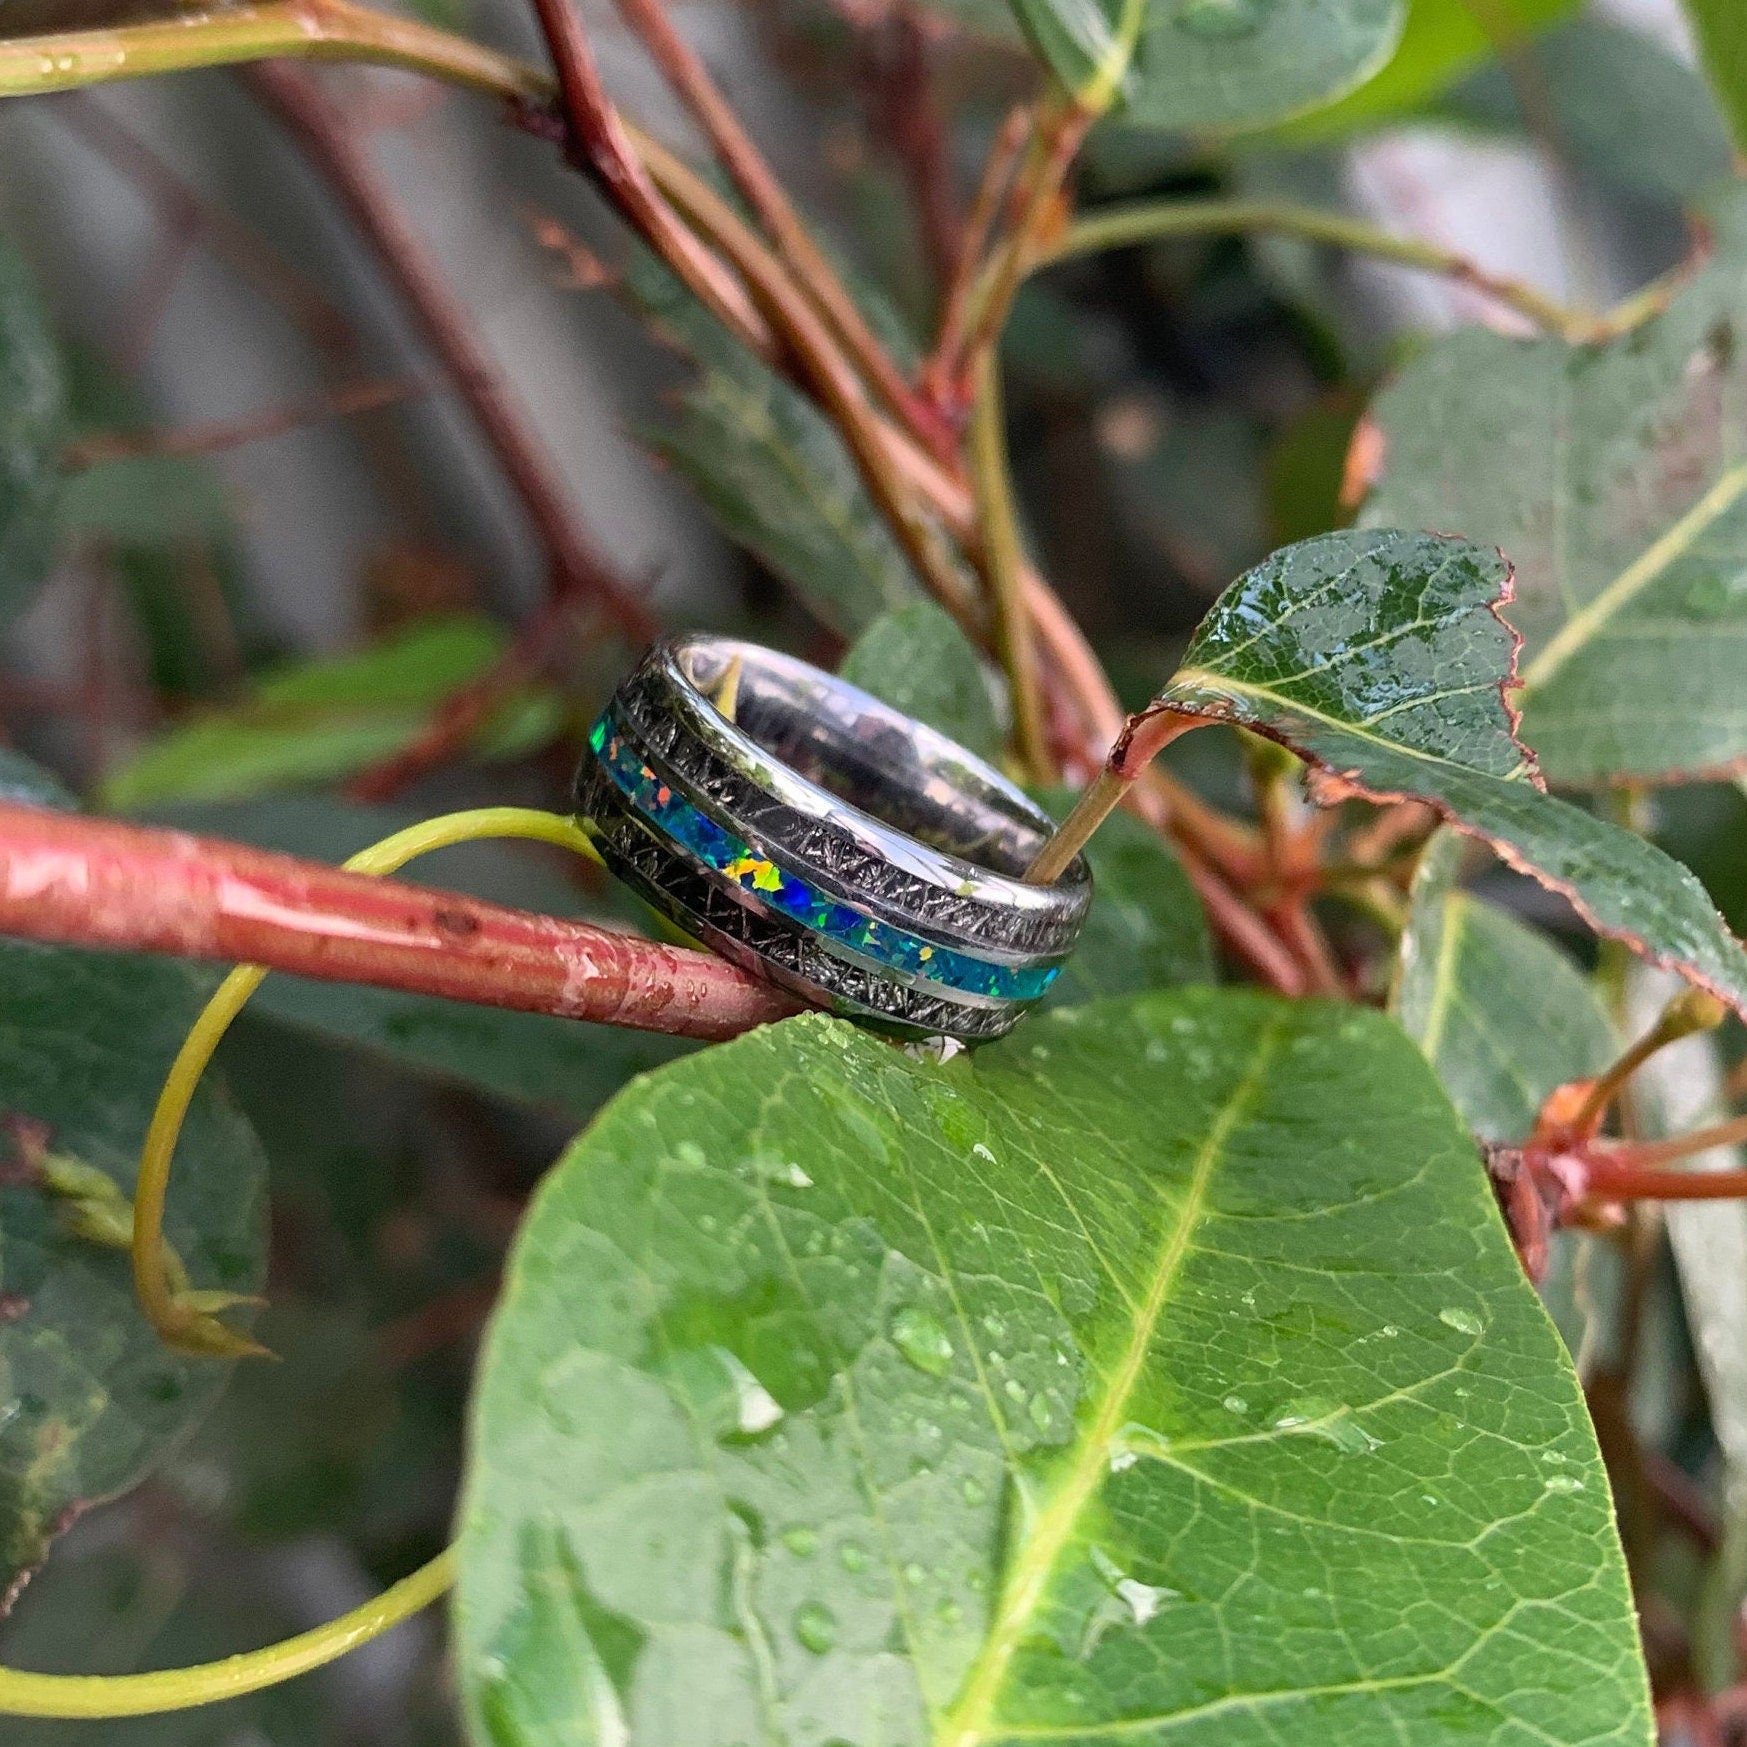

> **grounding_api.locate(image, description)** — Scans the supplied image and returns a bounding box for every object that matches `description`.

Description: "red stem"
[0,806,797,1040]
[1582,1162,1747,1202]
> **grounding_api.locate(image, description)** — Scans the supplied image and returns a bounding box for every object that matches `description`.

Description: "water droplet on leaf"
[890,1305,954,1376]
[839,1541,868,1573]
[1438,1307,1484,1338]
[794,1601,838,1654]
[782,1527,819,1558]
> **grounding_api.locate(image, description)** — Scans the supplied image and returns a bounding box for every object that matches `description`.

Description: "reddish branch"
[0,805,797,1040]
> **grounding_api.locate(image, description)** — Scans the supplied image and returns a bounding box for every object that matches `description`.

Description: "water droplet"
[1272,1399,1380,1455]
[1109,1448,1138,1474]
[981,1312,1007,1341]
[1222,1393,1249,1415]
[1380,1324,1400,1338]
[971,1142,997,1165]
[794,1601,838,1654]
[903,1563,927,1586]
[890,1306,954,1377]
[1028,1393,1056,1432]
[936,1599,964,1625]
[713,1350,784,1434]
[1115,1577,1171,1625]
[962,1476,987,1505]
[1438,1307,1484,1338]
[675,1140,707,1168]
[839,1541,868,1573]
[782,1527,819,1558]
[1543,1474,1585,1494]
[1004,1378,1028,1403]
[1540,1449,1570,1465]
[1110,1422,1173,1465]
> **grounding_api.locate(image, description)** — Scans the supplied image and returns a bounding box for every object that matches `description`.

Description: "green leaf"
[1054,0,1406,134]
[1447,18,1736,207]
[1363,188,1747,785]
[1270,0,1577,143]
[1685,0,1747,156]
[100,616,561,810]
[153,797,691,1119]
[840,601,1003,763]
[0,236,66,626]
[1392,828,1616,1143]
[1037,787,1215,1001]
[1148,526,1747,1020]
[0,761,266,1599]
[57,454,233,543]
[456,991,1650,1747]
[643,365,922,640]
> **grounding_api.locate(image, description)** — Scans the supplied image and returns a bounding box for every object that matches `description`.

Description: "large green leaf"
[0,764,266,1600]
[840,601,1004,763]
[0,236,65,626]
[1363,189,1747,786]
[1392,828,1615,1144]
[1447,19,1736,208]
[1685,0,1747,156]
[100,616,563,810]
[1147,527,1747,1019]
[1270,0,1576,143]
[456,990,1650,1747]
[1005,0,1406,134]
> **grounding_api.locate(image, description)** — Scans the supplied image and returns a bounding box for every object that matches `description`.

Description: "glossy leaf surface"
[1149,527,1747,1018]
[1392,829,1616,1143]
[840,601,1003,763]
[0,763,266,1599]
[456,991,1649,1747]
[1364,191,1747,784]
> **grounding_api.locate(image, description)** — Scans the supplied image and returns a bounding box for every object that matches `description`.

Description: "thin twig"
[610,0,955,458]
[925,102,1030,412]
[66,377,429,468]
[1038,199,1595,341]
[969,352,1049,781]
[867,8,960,303]
[0,805,799,1039]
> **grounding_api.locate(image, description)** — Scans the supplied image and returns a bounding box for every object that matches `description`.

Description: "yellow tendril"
[0,1545,455,1717]
[133,806,599,1358]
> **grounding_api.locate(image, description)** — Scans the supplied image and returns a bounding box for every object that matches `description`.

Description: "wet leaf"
[839,600,1003,762]
[1037,787,1215,1002]
[1685,0,1747,156]
[1148,527,1747,1018]
[1448,18,1735,207]
[1392,828,1615,1143]
[0,759,266,1601]
[456,991,1650,1747]
[0,235,65,626]
[100,616,563,810]
[1364,187,1747,784]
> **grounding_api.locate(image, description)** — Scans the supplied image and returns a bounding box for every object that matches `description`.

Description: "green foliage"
[1364,189,1747,786]
[1153,527,1747,1018]
[456,992,1649,1747]
[1685,0,1747,155]
[839,601,1003,761]
[0,236,65,627]
[1037,787,1215,1000]
[1448,18,1736,208]
[100,617,564,810]
[0,761,266,1600]
[1392,829,1616,1144]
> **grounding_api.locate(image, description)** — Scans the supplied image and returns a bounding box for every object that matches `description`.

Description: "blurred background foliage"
[0,0,1742,1738]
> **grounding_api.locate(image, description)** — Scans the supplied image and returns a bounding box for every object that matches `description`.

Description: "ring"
[573,635,1091,1042]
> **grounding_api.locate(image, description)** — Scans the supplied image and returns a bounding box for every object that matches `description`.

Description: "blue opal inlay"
[588,715,1058,1001]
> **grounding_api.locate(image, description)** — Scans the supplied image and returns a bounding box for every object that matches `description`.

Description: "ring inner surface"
[678,641,1050,879]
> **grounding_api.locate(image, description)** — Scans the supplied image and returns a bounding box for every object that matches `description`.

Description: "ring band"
[573,635,1091,1042]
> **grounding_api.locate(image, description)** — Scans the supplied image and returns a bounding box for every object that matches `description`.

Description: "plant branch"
[0,1550,454,1717]
[66,375,428,467]
[610,0,955,458]
[1038,199,1596,340]
[970,351,1049,781]
[0,805,799,1040]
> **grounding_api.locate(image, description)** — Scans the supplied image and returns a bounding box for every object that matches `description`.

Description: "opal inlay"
[587,715,1058,1001]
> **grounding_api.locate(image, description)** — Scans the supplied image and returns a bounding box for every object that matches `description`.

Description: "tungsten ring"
[573,635,1092,1043]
